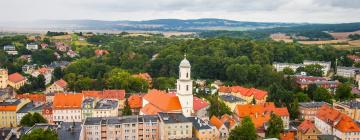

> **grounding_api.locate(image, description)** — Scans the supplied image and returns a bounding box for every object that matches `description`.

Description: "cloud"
[0,0,359,23]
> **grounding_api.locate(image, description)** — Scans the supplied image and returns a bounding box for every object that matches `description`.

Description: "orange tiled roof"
[82,90,101,98]
[54,79,68,88]
[220,86,268,100]
[143,89,182,112]
[298,120,316,134]
[53,93,83,109]
[128,94,142,109]
[82,90,125,100]
[235,103,289,129]
[140,103,162,115]
[8,73,26,83]
[95,50,109,56]
[210,115,224,129]
[16,93,46,103]
[0,105,17,111]
[280,132,295,140]
[38,67,50,74]
[316,104,360,132]
[220,114,236,128]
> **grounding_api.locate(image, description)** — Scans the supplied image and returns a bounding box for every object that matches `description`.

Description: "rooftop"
[187,117,212,130]
[0,99,21,111]
[158,112,191,124]
[16,102,35,113]
[299,101,328,108]
[337,100,360,109]
[53,93,83,109]
[8,73,26,83]
[84,115,159,125]
[219,94,246,103]
[94,99,118,110]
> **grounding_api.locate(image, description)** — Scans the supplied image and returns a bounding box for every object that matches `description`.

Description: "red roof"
[82,90,125,100]
[142,89,182,113]
[210,116,224,129]
[128,94,142,109]
[54,79,68,88]
[8,73,26,83]
[95,50,109,56]
[218,86,231,93]
[219,86,268,100]
[193,96,209,111]
[220,114,236,128]
[53,93,83,109]
[316,104,360,132]
[16,93,46,103]
[298,120,316,134]
[37,67,50,74]
[280,132,295,140]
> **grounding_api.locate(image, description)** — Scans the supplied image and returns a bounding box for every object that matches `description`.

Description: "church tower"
[176,55,193,117]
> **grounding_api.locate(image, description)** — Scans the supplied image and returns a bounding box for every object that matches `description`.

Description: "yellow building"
[7,73,27,89]
[92,99,119,117]
[0,99,30,127]
[0,69,8,89]
[188,117,219,140]
[333,99,360,121]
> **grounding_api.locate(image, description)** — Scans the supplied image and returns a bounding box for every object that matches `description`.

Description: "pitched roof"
[128,94,142,109]
[220,86,268,100]
[220,114,236,128]
[82,90,125,100]
[280,132,295,140]
[53,93,83,109]
[209,116,224,129]
[16,93,46,103]
[54,79,68,88]
[95,50,109,56]
[316,104,360,132]
[8,73,26,83]
[140,103,162,115]
[37,67,51,74]
[142,89,182,112]
[193,96,209,111]
[218,86,231,93]
[298,120,316,134]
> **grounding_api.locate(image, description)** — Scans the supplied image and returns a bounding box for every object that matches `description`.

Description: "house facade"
[53,93,83,122]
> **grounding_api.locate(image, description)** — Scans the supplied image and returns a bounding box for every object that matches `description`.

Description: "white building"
[273,60,331,76]
[52,93,83,122]
[303,60,331,75]
[176,55,194,117]
[272,62,303,72]
[26,43,38,50]
[336,67,360,78]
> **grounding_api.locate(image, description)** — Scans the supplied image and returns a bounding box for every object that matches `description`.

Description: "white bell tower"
[176,54,193,117]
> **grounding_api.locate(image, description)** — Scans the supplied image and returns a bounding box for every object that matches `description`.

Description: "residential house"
[7,73,27,89]
[158,112,192,140]
[26,43,38,50]
[273,60,331,76]
[347,54,360,62]
[193,96,210,121]
[16,102,35,125]
[333,99,360,121]
[94,49,109,56]
[273,62,304,72]
[299,101,328,121]
[31,67,53,85]
[40,43,48,49]
[0,69,8,89]
[67,50,78,58]
[315,104,360,139]
[82,97,95,120]
[297,120,320,140]
[188,117,220,140]
[209,115,230,139]
[218,86,268,104]
[42,102,53,123]
[16,93,46,107]
[336,67,360,78]
[52,93,84,122]
[46,79,68,94]
[0,99,30,127]
[234,103,290,130]
[93,99,119,117]
[22,64,36,74]
[293,75,338,91]
[81,115,160,140]
[3,45,18,55]
[56,44,70,52]
[219,94,247,111]
[19,55,32,63]
[49,61,70,69]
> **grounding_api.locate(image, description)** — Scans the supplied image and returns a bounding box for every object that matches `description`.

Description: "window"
[186,85,189,91]
[186,73,188,78]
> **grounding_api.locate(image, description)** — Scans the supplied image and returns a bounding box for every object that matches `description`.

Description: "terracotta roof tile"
[143,89,182,112]
[193,96,209,111]
[280,132,295,140]
[8,73,26,83]
[140,103,162,115]
[53,93,83,109]
[220,114,236,128]
[16,93,46,103]
[82,90,125,100]
[210,116,224,129]
[298,120,316,134]
[54,79,68,88]
[220,86,268,100]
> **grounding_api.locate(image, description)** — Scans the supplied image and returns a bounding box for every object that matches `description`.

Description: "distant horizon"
[1,0,360,24]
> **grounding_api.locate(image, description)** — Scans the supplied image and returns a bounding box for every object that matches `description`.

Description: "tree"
[32,49,56,65]
[207,95,232,117]
[288,99,299,119]
[304,64,324,76]
[335,83,352,101]
[53,67,64,80]
[20,112,48,127]
[226,64,248,84]
[266,114,284,138]
[153,77,176,90]
[282,67,295,75]
[21,128,58,140]
[229,116,257,140]
[313,87,333,104]
[122,99,132,116]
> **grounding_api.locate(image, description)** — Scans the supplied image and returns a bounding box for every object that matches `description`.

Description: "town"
[0,29,360,140]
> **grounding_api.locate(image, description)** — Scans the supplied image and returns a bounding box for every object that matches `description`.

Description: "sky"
[0,0,360,23]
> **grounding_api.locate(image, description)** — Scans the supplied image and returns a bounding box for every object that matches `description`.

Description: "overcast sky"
[0,0,359,23]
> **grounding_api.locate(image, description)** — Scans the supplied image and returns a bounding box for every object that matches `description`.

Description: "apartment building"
[158,112,192,140]
[299,101,328,121]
